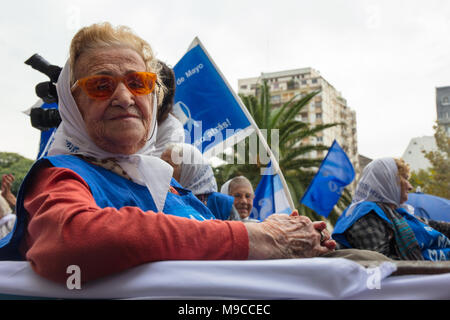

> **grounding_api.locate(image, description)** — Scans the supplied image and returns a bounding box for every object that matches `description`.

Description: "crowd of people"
[0,22,448,285]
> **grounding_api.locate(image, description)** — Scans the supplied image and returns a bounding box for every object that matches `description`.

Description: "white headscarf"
[346,157,401,216]
[220,180,232,195]
[172,143,217,195]
[48,60,173,211]
[153,113,185,157]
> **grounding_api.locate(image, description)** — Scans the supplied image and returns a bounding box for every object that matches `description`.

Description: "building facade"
[402,136,437,172]
[436,86,450,135]
[238,68,359,174]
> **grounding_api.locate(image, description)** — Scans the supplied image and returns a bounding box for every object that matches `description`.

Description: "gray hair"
[229,176,253,194]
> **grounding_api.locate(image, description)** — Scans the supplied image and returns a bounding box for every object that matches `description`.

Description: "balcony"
[287,80,300,90]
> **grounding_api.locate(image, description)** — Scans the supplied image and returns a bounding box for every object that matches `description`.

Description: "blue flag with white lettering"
[251,161,292,221]
[173,38,253,157]
[300,140,355,218]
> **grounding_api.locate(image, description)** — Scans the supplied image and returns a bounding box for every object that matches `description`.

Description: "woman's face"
[72,47,153,155]
[229,183,254,219]
[399,175,413,204]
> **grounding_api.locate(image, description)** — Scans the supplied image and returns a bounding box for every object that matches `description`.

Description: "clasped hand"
[246,211,336,259]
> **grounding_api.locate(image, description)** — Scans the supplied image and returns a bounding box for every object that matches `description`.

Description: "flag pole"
[255,128,296,211]
[190,37,295,211]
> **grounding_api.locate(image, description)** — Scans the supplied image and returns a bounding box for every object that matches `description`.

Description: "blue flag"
[251,161,292,221]
[300,140,355,217]
[173,38,254,157]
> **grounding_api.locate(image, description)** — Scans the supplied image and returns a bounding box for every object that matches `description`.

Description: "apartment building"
[402,136,437,172]
[436,86,450,135]
[400,86,449,173]
[238,68,359,174]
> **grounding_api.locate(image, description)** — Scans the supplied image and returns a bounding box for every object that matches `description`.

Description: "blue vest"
[333,201,450,261]
[0,155,215,261]
[206,192,234,220]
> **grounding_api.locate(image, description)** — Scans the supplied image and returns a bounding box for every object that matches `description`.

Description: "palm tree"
[214,81,351,224]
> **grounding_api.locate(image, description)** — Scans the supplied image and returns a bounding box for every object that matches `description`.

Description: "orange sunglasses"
[71,71,157,100]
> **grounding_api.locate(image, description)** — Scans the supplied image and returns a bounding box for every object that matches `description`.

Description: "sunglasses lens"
[77,72,156,100]
[126,72,155,95]
[126,73,149,95]
[84,76,116,99]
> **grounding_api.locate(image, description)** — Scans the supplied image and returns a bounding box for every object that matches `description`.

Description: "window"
[301,80,307,85]
[311,78,318,84]
[316,113,322,119]
[287,80,296,90]
[271,95,281,103]
[240,85,248,90]
[300,112,308,121]
[442,96,450,105]
[283,93,294,100]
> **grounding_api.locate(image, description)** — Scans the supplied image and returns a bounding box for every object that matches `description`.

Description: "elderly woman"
[1,174,16,212]
[161,143,237,220]
[0,23,335,284]
[0,195,15,239]
[221,176,260,222]
[333,158,450,261]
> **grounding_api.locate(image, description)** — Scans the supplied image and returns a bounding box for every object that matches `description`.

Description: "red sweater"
[20,165,249,284]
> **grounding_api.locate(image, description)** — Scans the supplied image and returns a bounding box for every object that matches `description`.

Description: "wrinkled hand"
[1,174,16,209]
[245,212,336,260]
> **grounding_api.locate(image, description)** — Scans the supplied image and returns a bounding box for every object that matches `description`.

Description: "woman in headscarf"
[1,174,16,212]
[221,176,260,222]
[161,143,239,221]
[0,23,335,284]
[153,60,185,157]
[0,174,16,239]
[333,158,450,261]
[0,195,15,239]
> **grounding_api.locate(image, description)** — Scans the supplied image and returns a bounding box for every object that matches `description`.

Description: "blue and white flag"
[173,37,295,212]
[173,38,254,158]
[300,140,355,218]
[251,161,292,221]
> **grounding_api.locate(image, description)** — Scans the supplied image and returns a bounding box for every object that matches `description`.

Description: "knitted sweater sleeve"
[21,165,249,284]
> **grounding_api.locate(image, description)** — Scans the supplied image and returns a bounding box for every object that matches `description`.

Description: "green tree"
[410,124,450,199]
[0,152,34,195]
[410,168,432,192]
[214,81,352,224]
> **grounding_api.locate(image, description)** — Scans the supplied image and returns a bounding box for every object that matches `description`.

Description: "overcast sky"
[1,0,449,161]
